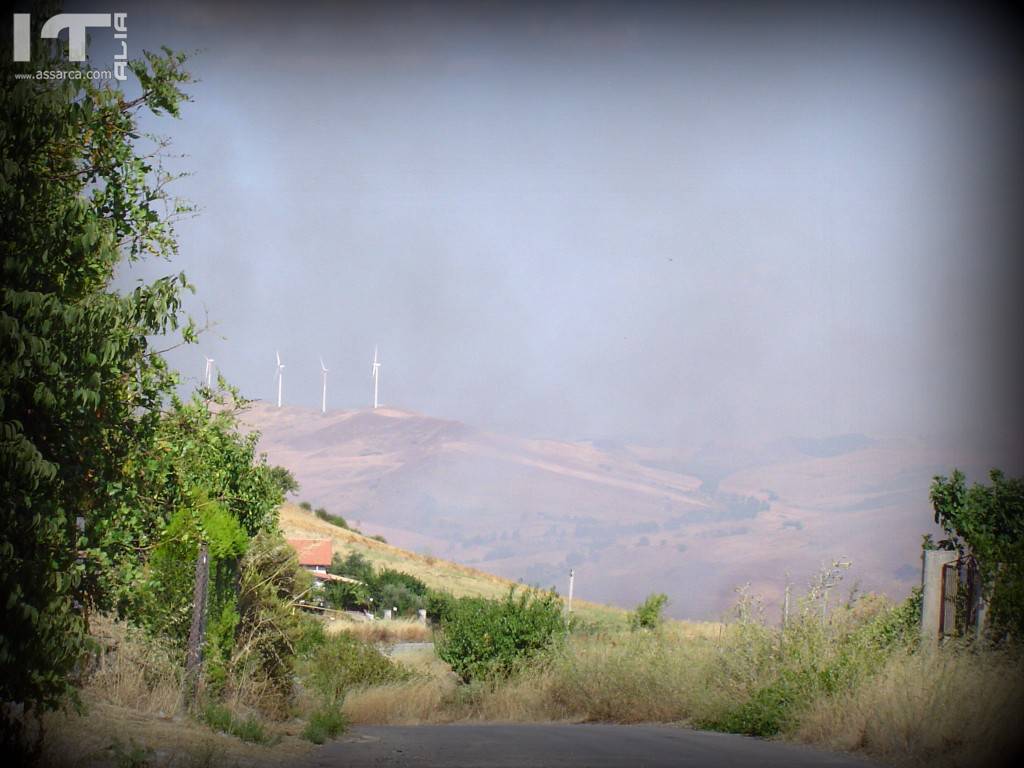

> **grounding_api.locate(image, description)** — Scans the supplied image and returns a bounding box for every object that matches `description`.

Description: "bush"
[302,633,409,705]
[436,588,565,682]
[200,702,270,744]
[376,569,428,595]
[702,590,922,737]
[330,552,375,583]
[325,557,426,615]
[302,706,348,744]
[629,593,668,631]
[377,582,425,617]
[323,579,372,611]
[426,590,456,624]
[230,531,310,715]
[315,507,349,529]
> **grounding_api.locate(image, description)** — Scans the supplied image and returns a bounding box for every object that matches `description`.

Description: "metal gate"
[939,555,981,637]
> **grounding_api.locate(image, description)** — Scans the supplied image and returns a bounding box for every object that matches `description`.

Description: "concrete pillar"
[383,608,392,620]
[921,549,958,643]
[417,608,427,624]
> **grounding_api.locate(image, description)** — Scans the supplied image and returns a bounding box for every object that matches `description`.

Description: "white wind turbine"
[319,356,329,414]
[275,350,285,408]
[370,345,381,409]
[203,356,215,388]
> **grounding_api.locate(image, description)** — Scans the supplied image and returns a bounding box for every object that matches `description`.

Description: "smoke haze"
[85,0,1023,460]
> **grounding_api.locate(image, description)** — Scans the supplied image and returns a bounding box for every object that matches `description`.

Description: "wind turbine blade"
[276,350,281,366]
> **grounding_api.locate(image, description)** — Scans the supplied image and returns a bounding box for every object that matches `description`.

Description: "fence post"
[184,542,210,710]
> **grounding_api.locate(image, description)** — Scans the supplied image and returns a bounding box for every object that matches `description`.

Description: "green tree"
[930,469,1024,637]
[330,551,375,583]
[268,465,299,497]
[436,588,564,682]
[629,593,669,630]
[1,19,193,745]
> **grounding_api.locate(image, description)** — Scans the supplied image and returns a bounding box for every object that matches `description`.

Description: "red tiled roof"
[287,538,332,568]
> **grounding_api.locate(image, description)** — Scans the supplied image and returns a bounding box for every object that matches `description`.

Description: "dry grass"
[344,678,458,725]
[40,698,314,768]
[795,645,1024,768]
[325,617,433,644]
[39,617,314,767]
[340,613,1024,768]
[342,632,724,726]
[83,615,184,716]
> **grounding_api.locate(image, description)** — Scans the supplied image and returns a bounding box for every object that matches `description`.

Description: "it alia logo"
[12,12,128,80]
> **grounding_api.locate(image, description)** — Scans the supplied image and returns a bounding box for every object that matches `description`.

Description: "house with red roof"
[287,538,362,588]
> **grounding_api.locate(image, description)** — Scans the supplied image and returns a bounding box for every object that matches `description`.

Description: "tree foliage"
[436,588,564,682]
[930,469,1024,637]
[1,16,193,738]
[324,554,428,615]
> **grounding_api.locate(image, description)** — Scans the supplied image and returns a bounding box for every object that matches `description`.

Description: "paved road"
[306,724,879,768]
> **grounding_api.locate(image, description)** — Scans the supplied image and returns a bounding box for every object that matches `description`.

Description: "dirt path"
[306,723,879,767]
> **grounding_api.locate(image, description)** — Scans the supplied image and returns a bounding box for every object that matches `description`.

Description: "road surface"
[305,723,879,768]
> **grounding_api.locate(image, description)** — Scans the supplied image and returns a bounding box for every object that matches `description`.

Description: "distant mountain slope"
[243,403,981,619]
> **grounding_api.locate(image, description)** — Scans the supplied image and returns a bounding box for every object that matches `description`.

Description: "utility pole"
[567,569,575,614]
[782,579,791,631]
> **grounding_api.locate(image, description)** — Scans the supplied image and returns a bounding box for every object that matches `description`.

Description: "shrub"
[330,552,375,583]
[629,593,668,631]
[376,569,428,595]
[302,706,348,744]
[436,588,564,683]
[315,507,349,529]
[200,702,270,744]
[702,589,923,737]
[378,582,425,617]
[426,590,456,624]
[302,633,409,705]
[324,580,372,611]
[230,531,310,715]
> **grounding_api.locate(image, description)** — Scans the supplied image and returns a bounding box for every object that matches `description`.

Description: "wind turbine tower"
[203,356,215,388]
[371,346,381,409]
[275,350,285,408]
[320,356,329,414]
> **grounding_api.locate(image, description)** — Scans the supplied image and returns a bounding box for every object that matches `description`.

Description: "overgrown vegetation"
[931,469,1024,637]
[436,588,565,682]
[1,18,197,752]
[323,551,430,617]
[343,571,1023,768]
[302,632,409,705]
[0,16,340,758]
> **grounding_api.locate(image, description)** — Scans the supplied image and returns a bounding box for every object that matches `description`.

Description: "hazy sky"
[78,1,1021,448]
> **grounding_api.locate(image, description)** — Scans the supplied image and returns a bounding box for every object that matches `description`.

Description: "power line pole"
[567,569,575,614]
